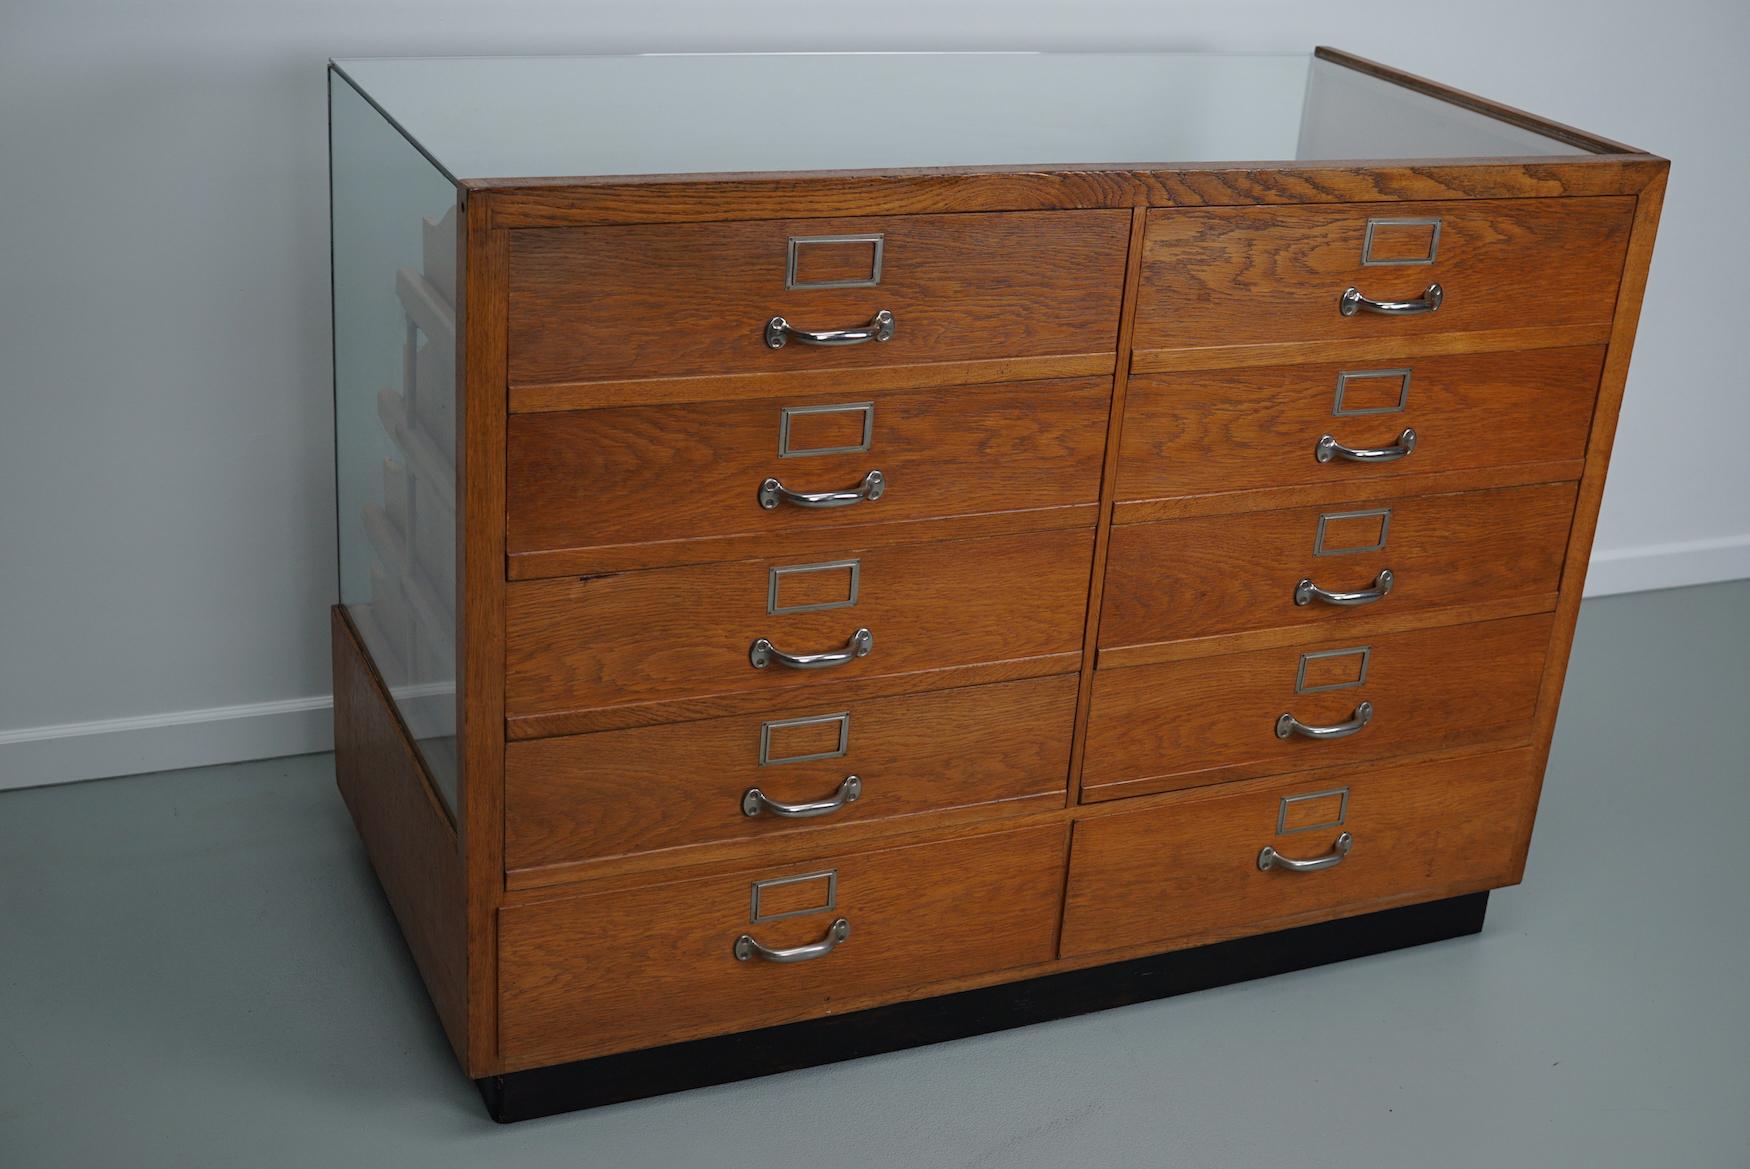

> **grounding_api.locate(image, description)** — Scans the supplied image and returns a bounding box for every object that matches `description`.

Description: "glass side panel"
[331,69,460,814]
[1297,58,1578,159]
[332,52,1590,183]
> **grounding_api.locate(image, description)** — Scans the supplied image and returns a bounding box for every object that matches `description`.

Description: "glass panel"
[331,69,460,814]
[331,52,1589,183]
[1296,58,1578,159]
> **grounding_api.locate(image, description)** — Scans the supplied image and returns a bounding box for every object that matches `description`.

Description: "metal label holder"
[750,869,839,923]
[759,712,852,766]
[786,233,885,290]
[1361,217,1442,266]
[1295,645,1373,694]
[778,402,876,458]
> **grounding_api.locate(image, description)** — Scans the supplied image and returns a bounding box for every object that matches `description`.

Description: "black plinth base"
[477,891,1489,1122]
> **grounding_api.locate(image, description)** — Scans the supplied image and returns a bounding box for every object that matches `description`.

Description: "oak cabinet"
[328,47,1665,1121]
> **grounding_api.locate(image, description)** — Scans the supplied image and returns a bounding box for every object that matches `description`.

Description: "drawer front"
[499,824,1067,1066]
[1099,482,1576,653]
[1061,748,1538,958]
[1083,613,1552,800]
[506,674,1077,873]
[508,378,1110,566]
[1133,198,1634,353]
[1116,347,1605,506]
[506,527,1095,731]
[508,211,1131,388]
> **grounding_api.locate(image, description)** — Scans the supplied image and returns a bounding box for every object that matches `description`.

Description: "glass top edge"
[334,52,1603,181]
[332,50,1314,63]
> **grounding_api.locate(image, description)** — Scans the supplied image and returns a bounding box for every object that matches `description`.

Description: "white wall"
[3,0,1746,790]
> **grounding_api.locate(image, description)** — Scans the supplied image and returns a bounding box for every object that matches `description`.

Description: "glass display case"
[326,49,1662,1121]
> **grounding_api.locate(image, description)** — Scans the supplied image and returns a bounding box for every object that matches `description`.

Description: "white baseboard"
[0,696,333,793]
[1582,533,1750,597]
[1,538,1745,795]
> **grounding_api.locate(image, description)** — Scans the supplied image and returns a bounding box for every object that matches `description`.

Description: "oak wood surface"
[1133,197,1634,353]
[505,674,1076,874]
[1061,746,1539,957]
[331,607,469,1064]
[1098,592,1559,671]
[1082,613,1554,801]
[1099,481,1576,651]
[507,211,1130,389]
[1131,322,1611,376]
[507,377,1110,572]
[508,353,1116,413]
[505,527,1094,728]
[457,193,508,1076]
[1117,347,1604,505]
[1067,207,1151,802]
[510,502,1098,581]
[477,157,1665,229]
[497,823,1067,1067]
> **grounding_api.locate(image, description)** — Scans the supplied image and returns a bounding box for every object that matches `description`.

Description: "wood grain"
[1099,481,1576,651]
[476,157,1665,229]
[1132,322,1610,376]
[507,377,1110,570]
[1061,746,1539,957]
[509,353,1116,413]
[505,527,1094,726]
[507,211,1130,388]
[510,502,1098,580]
[505,674,1076,873]
[1133,198,1634,353]
[331,607,468,1064]
[1082,613,1554,801]
[497,823,1067,1067]
[457,191,508,1076]
[1116,347,1604,505]
[1066,207,1147,803]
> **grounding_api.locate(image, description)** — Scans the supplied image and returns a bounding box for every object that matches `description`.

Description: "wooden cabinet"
[328,47,1666,1117]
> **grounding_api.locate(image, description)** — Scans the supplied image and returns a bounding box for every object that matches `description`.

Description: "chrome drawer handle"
[742,775,862,819]
[765,309,895,349]
[750,628,873,670]
[734,918,852,963]
[1295,569,1394,608]
[1275,701,1373,740]
[1258,832,1354,873]
[1339,284,1443,317]
[1316,428,1417,464]
[759,469,885,511]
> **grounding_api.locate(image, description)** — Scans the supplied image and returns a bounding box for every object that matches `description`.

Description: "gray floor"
[4,581,1748,1168]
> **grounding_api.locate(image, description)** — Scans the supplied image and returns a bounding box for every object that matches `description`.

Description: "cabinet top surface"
[331,50,1607,184]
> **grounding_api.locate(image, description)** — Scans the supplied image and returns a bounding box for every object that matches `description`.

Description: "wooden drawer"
[1099,481,1576,659]
[507,377,1110,575]
[1061,748,1539,958]
[1082,612,1553,801]
[507,211,1131,392]
[505,527,1095,736]
[498,823,1067,1067]
[1132,198,1633,356]
[505,674,1076,877]
[1115,347,1605,510]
